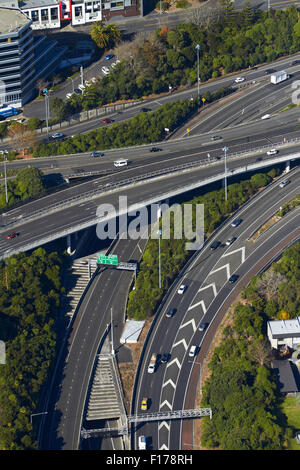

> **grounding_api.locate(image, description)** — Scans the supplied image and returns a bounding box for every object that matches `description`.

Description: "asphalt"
[132,168,300,450]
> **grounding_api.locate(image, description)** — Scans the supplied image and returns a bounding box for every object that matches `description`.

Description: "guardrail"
[1,141,300,232]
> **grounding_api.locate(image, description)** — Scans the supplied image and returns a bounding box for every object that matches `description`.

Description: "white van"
[114,159,128,167]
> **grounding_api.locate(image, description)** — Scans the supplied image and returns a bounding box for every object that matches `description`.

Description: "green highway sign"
[97,254,118,266]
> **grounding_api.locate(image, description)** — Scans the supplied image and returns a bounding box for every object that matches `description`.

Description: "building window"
[75,6,83,17]
[41,9,49,21]
[31,10,39,22]
[50,7,58,20]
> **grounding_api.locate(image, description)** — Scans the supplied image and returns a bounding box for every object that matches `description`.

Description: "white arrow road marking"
[159,444,169,450]
[160,400,172,410]
[162,378,176,389]
[179,318,197,333]
[158,421,170,431]
[188,299,207,313]
[222,246,246,264]
[166,357,182,370]
[210,263,231,279]
[173,338,188,350]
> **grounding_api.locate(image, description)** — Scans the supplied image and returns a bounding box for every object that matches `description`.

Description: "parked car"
[267,149,278,155]
[226,237,236,246]
[90,151,104,157]
[177,284,186,295]
[102,118,113,124]
[101,66,109,75]
[6,232,18,239]
[228,274,239,284]
[279,179,290,188]
[231,218,242,227]
[210,240,221,251]
[66,93,73,99]
[74,88,82,94]
[51,132,64,140]
[166,308,176,318]
[105,53,114,60]
[235,77,245,83]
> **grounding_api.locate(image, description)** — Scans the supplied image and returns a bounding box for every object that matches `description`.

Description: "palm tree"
[90,21,110,49]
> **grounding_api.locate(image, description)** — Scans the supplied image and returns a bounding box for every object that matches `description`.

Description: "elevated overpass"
[0,145,299,260]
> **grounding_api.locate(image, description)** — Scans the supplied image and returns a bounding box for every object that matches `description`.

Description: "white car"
[267,149,278,155]
[51,132,64,139]
[177,284,186,295]
[78,84,85,91]
[279,179,290,188]
[261,114,271,120]
[235,77,245,83]
[138,435,146,450]
[66,93,72,99]
[189,345,197,357]
[101,66,109,75]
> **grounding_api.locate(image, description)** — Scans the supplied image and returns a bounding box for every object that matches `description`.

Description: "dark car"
[150,147,162,152]
[90,151,104,157]
[74,88,82,95]
[6,232,18,239]
[102,118,113,124]
[291,60,300,66]
[160,353,170,363]
[265,68,276,74]
[105,53,114,60]
[210,240,221,251]
[141,107,150,113]
[228,274,239,284]
[166,308,176,318]
[199,322,207,332]
[210,135,222,141]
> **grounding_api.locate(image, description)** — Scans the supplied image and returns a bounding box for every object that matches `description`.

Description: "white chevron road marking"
[162,378,176,389]
[158,421,170,431]
[159,444,169,450]
[198,282,218,297]
[166,357,182,370]
[188,299,206,313]
[173,338,188,350]
[222,246,246,264]
[160,400,172,410]
[179,318,197,332]
[210,263,231,279]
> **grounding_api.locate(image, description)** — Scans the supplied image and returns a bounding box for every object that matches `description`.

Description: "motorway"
[133,167,300,450]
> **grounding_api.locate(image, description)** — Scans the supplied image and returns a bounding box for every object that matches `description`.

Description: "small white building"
[267,316,300,350]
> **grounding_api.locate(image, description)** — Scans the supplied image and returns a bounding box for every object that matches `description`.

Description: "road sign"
[97,254,118,266]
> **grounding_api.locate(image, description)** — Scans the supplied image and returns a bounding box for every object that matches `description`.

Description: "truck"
[147,353,157,373]
[0,105,18,119]
[270,71,289,84]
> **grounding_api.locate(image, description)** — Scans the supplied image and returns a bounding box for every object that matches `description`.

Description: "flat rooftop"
[19,0,59,7]
[268,317,300,339]
[0,8,30,35]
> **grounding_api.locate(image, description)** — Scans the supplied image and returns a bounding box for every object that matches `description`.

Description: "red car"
[102,118,113,124]
[6,232,18,239]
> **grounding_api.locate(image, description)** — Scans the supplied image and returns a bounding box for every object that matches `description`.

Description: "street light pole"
[4,156,8,204]
[195,44,201,99]
[222,146,229,202]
